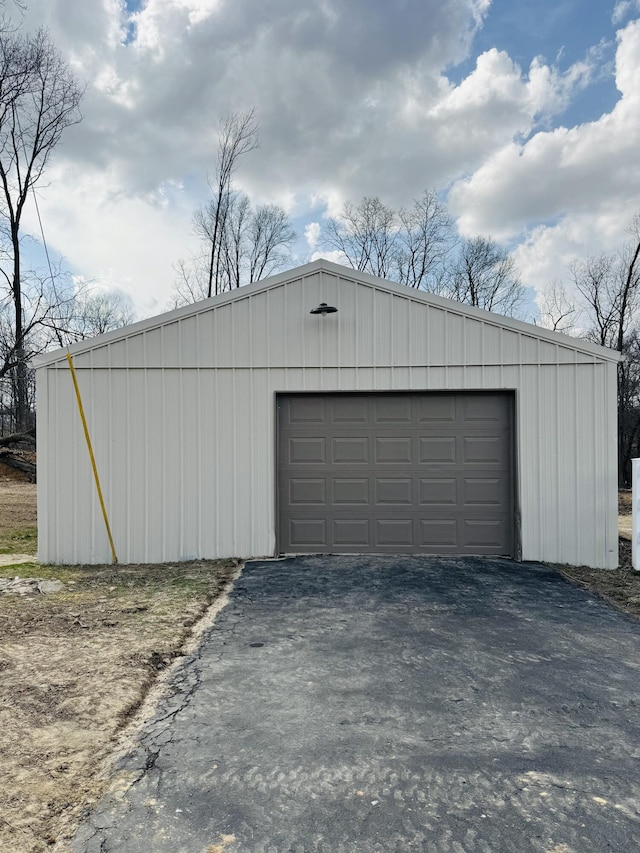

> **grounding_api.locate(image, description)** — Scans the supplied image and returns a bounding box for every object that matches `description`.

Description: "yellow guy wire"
[66,351,118,564]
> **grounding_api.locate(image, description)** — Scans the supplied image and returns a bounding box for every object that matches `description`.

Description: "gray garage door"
[277,392,515,556]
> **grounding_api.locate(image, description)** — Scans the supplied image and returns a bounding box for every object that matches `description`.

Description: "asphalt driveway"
[72,556,640,853]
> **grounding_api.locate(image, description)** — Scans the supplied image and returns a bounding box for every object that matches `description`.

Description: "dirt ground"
[2,475,640,852]
[0,473,239,853]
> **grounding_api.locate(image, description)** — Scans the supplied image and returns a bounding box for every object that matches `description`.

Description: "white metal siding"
[57,270,605,371]
[36,263,619,568]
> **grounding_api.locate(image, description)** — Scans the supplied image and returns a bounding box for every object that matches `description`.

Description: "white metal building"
[34,259,620,568]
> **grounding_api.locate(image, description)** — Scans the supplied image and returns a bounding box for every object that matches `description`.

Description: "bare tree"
[446,236,525,317]
[394,191,455,291]
[203,109,258,298]
[323,197,397,278]
[537,280,577,333]
[175,189,295,306]
[0,28,82,430]
[221,192,251,290]
[247,203,296,283]
[171,256,207,308]
[322,191,456,292]
[570,254,623,347]
[57,289,135,343]
[571,215,640,484]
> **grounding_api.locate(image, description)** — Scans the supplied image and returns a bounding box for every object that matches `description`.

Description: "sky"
[8,0,640,320]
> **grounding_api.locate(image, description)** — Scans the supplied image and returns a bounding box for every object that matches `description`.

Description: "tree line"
[172,110,525,317]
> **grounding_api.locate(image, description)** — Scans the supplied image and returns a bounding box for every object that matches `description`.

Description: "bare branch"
[204,109,259,298]
[446,236,524,317]
[537,280,577,333]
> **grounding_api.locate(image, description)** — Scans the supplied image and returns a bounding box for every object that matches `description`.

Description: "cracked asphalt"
[71,556,640,853]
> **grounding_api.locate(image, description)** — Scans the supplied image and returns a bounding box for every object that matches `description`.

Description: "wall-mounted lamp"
[310,302,338,316]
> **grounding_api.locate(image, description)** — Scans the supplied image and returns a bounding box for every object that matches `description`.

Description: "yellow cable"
[66,352,118,564]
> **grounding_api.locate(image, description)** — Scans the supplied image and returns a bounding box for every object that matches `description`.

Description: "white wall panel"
[35,261,620,568]
[38,359,618,569]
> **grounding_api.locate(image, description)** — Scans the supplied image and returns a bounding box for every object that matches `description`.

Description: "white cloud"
[304,222,321,251]
[613,1,640,25]
[310,249,346,265]
[446,18,640,299]
[27,162,195,316]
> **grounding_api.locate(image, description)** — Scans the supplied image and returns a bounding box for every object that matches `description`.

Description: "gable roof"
[32,259,621,368]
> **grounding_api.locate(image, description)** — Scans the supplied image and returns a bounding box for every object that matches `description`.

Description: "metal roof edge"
[31,258,621,367]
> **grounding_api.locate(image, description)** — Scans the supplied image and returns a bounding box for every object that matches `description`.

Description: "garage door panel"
[374,396,412,423]
[417,395,456,423]
[375,437,413,464]
[289,478,326,505]
[375,478,413,504]
[463,477,506,506]
[331,396,369,423]
[419,478,457,505]
[419,436,456,464]
[462,394,509,423]
[462,518,510,548]
[288,396,326,424]
[376,519,414,547]
[333,478,370,504]
[279,393,514,556]
[332,437,369,464]
[462,436,508,465]
[289,437,326,464]
[333,518,370,546]
[419,519,458,547]
[289,519,327,548]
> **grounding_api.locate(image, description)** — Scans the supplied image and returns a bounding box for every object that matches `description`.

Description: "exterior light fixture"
[310,302,338,315]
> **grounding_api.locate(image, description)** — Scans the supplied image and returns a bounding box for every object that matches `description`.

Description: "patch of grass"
[0,563,81,583]
[0,525,37,555]
[0,559,242,595]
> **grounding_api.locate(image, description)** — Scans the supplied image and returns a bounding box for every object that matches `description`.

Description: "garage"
[278,392,514,555]
[33,258,619,568]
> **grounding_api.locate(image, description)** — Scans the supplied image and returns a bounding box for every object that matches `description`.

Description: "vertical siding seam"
[250,367,255,555]
[536,365,542,560]
[337,274,343,374]
[573,362,580,564]
[36,370,47,561]
[126,368,131,563]
[213,370,220,557]
[50,370,57,560]
[108,366,114,560]
[555,360,561,564]
[143,340,149,562]
[70,369,76,562]
[593,363,603,567]
[464,318,468,388]
[196,368,202,558]
[516,361,522,558]
[179,366,185,558]
[88,368,95,563]
[444,311,448,387]
[232,370,238,555]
